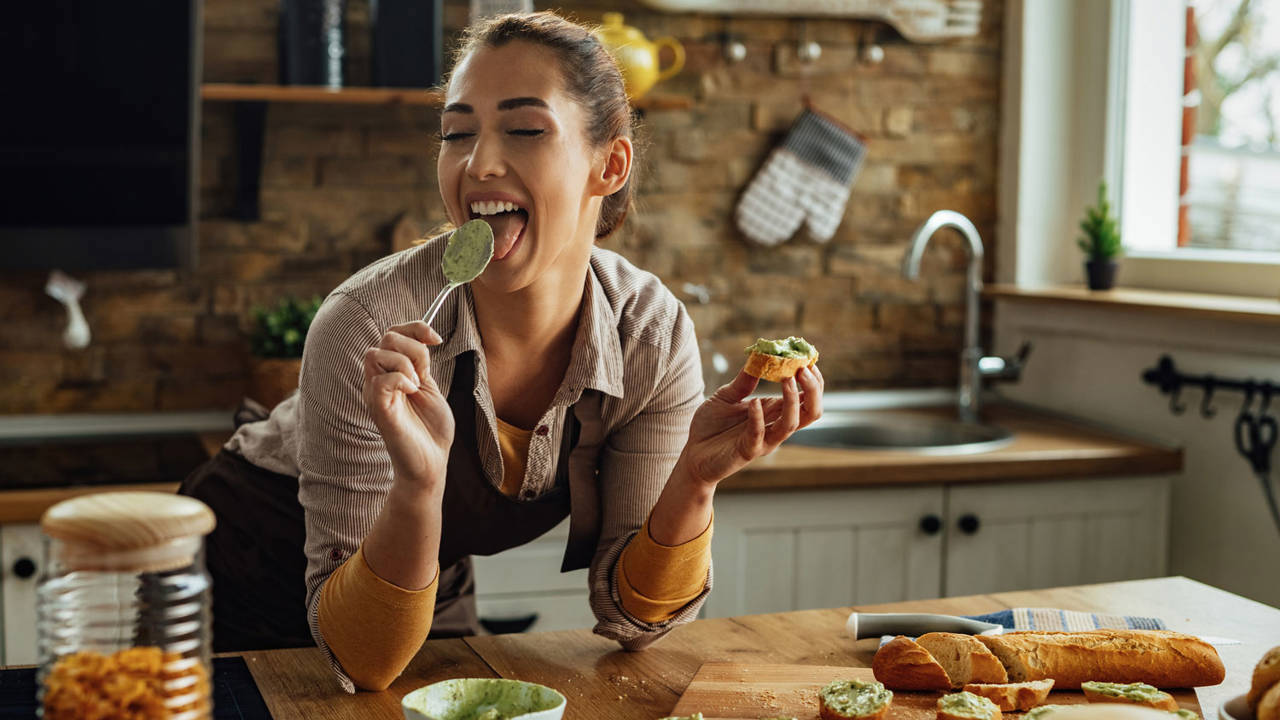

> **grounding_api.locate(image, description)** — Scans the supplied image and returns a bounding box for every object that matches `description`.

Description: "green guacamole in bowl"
[402,678,566,720]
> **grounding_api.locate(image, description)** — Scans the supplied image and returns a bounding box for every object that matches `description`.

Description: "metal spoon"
[421,220,495,327]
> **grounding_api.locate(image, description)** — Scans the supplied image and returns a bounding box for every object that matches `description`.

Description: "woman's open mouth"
[468,200,528,261]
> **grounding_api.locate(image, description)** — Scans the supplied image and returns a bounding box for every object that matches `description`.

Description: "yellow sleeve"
[617,514,712,624]
[316,545,438,691]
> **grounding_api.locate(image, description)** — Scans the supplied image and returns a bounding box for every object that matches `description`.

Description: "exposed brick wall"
[0,0,1000,413]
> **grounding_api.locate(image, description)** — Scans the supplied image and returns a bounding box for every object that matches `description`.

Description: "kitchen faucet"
[902,210,1030,423]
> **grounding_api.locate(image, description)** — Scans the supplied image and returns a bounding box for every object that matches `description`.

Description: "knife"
[845,612,1004,640]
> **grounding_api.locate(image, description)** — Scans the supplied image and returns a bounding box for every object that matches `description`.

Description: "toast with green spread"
[743,336,819,382]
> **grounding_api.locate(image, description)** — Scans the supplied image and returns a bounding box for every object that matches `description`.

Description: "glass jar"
[36,491,216,720]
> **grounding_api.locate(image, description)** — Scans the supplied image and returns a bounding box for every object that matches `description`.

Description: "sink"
[787,409,1014,455]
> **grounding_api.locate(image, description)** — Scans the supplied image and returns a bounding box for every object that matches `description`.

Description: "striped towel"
[969,608,1167,631]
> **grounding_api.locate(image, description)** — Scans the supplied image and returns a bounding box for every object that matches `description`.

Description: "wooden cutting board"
[668,664,1205,720]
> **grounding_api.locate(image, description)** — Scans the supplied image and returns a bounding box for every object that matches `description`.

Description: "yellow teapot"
[594,12,685,99]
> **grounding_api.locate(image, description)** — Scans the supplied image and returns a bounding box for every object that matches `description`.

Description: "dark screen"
[0,3,195,227]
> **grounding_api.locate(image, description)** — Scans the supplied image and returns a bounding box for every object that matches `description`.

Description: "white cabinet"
[944,476,1170,596]
[471,518,596,634]
[706,486,945,618]
[1,523,42,666]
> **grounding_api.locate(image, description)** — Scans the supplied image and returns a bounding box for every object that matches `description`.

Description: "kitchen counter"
[0,403,1182,524]
[58,576,1271,720]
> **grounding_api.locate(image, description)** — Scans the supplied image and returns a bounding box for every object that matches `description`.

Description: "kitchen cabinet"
[704,476,1170,618]
[944,476,1170,596]
[471,518,596,634]
[0,523,41,666]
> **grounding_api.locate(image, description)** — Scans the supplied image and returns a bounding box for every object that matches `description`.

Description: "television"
[0,2,201,271]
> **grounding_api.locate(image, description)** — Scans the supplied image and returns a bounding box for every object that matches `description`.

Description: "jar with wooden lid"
[36,491,216,719]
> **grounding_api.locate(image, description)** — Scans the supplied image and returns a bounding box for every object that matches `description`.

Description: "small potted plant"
[1077,180,1123,290]
[248,295,322,408]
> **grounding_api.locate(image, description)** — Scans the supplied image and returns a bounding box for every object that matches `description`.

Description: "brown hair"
[445,12,636,241]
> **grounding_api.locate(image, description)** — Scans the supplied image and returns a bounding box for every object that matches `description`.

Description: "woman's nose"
[465,133,506,180]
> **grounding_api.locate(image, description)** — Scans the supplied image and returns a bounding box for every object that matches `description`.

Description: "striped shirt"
[227,236,710,689]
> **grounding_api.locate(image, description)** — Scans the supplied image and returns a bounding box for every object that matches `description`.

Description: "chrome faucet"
[902,210,1030,423]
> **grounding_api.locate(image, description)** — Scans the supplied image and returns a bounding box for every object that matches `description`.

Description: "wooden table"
[226,577,1278,719]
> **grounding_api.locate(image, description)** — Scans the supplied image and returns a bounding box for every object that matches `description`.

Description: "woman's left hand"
[677,365,824,487]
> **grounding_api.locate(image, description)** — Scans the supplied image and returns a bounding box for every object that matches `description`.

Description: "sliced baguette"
[743,348,818,382]
[873,635,952,691]
[937,690,1003,720]
[918,632,1009,688]
[962,680,1055,711]
[1082,681,1179,712]
[974,630,1225,689]
[818,679,893,720]
[1250,646,1280,713]
[1259,682,1280,720]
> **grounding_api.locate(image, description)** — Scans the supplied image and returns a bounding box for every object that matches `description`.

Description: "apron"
[180,351,575,652]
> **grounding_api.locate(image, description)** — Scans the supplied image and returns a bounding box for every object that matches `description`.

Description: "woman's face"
[438,41,624,295]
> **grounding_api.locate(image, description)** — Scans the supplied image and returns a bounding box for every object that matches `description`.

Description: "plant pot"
[248,357,302,409]
[1084,259,1118,290]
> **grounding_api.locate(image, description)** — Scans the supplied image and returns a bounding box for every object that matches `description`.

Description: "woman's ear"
[590,135,633,198]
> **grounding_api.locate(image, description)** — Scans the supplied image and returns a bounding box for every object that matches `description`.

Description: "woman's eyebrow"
[442,97,549,114]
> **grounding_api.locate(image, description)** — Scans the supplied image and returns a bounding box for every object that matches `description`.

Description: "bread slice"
[873,636,952,691]
[1258,681,1280,720]
[937,690,1003,720]
[743,349,818,382]
[818,679,893,720]
[962,680,1055,711]
[1082,681,1179,711]
[918,632,1009,688]
[974,630,1225,689]
[1250,646,1280,712]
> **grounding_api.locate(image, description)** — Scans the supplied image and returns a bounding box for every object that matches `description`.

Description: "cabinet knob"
[958,514,981,535]
[478,614,539,635]
[12,557,37,579]
[918,514,943,535]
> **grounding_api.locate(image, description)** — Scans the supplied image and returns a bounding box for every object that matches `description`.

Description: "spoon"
[421,219,495,327]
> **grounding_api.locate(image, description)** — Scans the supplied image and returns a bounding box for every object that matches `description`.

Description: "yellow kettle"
[594,12,685,99]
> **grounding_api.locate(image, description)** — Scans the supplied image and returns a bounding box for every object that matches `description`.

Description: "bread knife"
[845,612,1004,639]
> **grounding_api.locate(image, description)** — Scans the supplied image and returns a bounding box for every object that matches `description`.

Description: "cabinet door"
[471,518,594,633]
[705,486,944,618]
[944,476,1171,597]
[1,523,43,665]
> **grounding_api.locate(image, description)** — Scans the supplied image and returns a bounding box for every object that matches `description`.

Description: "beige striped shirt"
[228,236,710,690]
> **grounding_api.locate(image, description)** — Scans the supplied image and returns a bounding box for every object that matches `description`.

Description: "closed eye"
[439,132,474,142]
[508,129,544,136]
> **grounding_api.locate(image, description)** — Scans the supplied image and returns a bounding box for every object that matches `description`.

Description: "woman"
[184,12,823,693]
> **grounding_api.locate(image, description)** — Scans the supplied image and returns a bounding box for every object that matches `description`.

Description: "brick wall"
[0,0,1000,413]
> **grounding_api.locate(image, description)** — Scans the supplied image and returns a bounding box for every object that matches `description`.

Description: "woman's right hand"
[362,321,454,493]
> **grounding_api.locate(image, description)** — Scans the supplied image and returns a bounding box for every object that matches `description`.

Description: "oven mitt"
[735,108,867,246]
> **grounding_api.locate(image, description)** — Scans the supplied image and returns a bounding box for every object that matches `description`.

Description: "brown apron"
[180,350,574,652]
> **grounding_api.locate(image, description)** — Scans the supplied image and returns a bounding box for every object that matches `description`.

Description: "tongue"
[482,212,527,259]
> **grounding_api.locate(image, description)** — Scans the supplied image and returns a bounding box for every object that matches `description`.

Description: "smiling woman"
[179,11,824,695]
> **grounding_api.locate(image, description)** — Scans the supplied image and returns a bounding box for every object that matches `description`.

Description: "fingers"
[364,364,421,400]
[364,347,419,391]
[387,321,442,346]
[714,369,760,404]
[736,397,766,460]
[763,376,802,448]
[796,365,824,429]
[380,329,433,384]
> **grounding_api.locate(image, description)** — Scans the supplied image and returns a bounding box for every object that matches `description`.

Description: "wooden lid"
[41,492,216,550]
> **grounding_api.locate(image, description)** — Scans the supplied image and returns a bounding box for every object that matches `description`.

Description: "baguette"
[1081,681,1180,712]
[937,690,1002,720]
[974,630,1225,689]
[918,632,1009,688]
[743,337,819,382]
[1259,682,1280,720]
[962,680,1054,711]
[818,679,893,720]
[1250,646,1280,713]
[873,636,952,691]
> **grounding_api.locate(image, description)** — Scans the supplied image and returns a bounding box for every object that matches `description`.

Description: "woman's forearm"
[646,458,715,546]
[361,479,445,590]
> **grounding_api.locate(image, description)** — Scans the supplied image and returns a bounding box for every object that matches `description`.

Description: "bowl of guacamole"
[402,678,566,720]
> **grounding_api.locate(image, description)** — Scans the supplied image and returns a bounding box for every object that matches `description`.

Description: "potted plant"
[1077,180,1123,290]
[248,295,322,408]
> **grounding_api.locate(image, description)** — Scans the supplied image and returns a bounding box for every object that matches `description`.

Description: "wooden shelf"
[200,83,694,111]
[984,283,1280,325]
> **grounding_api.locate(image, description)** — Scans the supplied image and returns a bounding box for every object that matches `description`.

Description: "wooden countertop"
[156,577,1276,720]
[0,406,1181,523]
[727,404,1183,491]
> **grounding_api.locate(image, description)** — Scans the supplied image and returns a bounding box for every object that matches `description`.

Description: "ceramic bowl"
[1220,693,1252,720]
[402,678,566,720]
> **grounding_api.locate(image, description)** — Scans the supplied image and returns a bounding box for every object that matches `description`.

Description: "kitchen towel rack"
[1141,354,1278,419]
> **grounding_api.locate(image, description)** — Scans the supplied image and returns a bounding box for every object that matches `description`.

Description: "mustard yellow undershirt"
[317,417,712,691]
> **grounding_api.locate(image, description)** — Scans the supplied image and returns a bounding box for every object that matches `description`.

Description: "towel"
[878,607,1167,646]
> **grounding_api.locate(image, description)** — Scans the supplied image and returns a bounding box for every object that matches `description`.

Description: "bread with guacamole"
[744,336,819,382]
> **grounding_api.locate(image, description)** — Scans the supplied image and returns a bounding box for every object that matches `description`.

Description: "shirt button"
[535,425,549,436]
[520,489,535,500]
[329,548,344,562]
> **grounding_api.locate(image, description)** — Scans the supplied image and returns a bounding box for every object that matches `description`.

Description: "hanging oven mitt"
[735,107,867,246]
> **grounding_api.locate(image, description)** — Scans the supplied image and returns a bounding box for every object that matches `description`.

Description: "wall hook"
[1200,376,1217,419]
[1169,385,1187,415]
